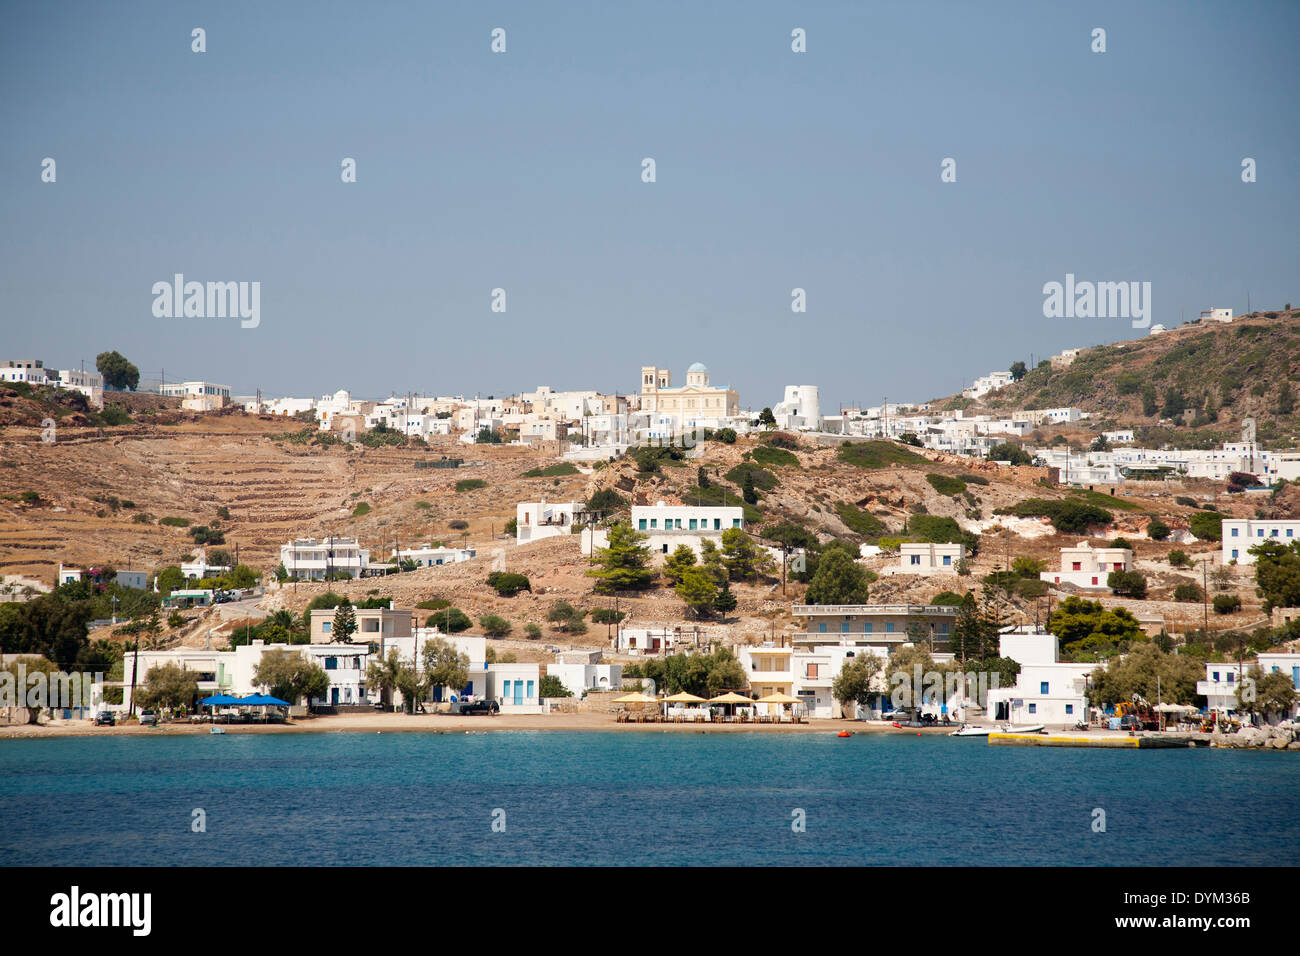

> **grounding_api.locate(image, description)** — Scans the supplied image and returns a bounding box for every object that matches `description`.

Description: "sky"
[1,0,1297,411]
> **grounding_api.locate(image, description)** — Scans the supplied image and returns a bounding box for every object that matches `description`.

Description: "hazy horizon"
[3,0,1297,410]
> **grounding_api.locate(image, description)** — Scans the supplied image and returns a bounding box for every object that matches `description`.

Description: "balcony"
[791,604,960,617]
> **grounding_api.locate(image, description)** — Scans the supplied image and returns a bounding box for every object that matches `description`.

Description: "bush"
[930,590,967,606]
[1212,594,1241,615]
[724,463,777,491]
[835,502,885,538]
[1168,549,1191,568]
[160,516,191,528]
[486,571,531,596]
[751,445,800,468]
[587,488,626,513]
[522,463,579,478]
[478,614,512,637]
[1146,518,1171,541]
[590,608,625,624]
[1173,582,1204,602]
[713,428,738,444]
[995,498,1111,534]
[766,432,801,450]
[447,519,469,530]
[1107,569,1148,599]
[524,623,543,639]
[925,473,966,496]
[1188,510,1223,541]
[455,479,488,493]
[425,607,472,632]
[416,598,450,611]
[352,502,371,517]
[1175,496,1198,508]
[837,441,926,469]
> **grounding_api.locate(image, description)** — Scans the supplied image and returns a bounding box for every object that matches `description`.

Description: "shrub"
[1107,569,1148,599]
[930,590,967,606]
[160,516,191,528]
[766,432,801,450]
[1212,594,1241,615]
[925,473,966,496]
[590,608,625,624]
[352,502,371,518]
[587,488,626,513]
[455,479,488,493]
[522,463,579,478]
[835,502,885,537]
[751,445,800,468]
[524,623,543,639]
[1146,518,1171,541]
[416,598,450,611]
[478,614,512,637]
[724,463,777,491]
[836,441,926,469]
[447,519,469,530]
[1167,549,1190,568]
[427,607,472,632]
[1173,582,1204,602]
[713,428,737,444]
[486,571,531,596]
[1188,510,1223,541]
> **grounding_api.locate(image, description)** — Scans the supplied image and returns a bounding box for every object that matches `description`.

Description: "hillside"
[971,308,1300,446]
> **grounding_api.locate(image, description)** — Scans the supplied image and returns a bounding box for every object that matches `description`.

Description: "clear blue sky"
[2,0,1296,410]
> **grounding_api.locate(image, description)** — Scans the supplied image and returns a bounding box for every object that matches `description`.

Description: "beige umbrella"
[665,692,707,703]
[612,692,658,703]
[708,692,753,704]
[757,691,802,720]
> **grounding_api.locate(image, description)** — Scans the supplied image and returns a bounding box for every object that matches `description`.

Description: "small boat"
[950,724,992,737]
[1002,723,1046,734]
[836,730,852,738]
[209,726,226,735]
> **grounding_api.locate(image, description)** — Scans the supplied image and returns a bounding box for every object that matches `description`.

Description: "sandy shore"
[0,713,969,739]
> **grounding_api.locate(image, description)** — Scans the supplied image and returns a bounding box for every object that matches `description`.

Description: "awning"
[238,694,292,707]
[199,694,242,706]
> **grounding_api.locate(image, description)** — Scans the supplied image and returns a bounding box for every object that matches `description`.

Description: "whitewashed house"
[1223,519,1300,564]
[1040,542,1133,589]
[894,542,965,575]
[984,629,1092,727]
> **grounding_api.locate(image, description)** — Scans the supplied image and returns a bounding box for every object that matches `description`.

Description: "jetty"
[989,731,1210,749]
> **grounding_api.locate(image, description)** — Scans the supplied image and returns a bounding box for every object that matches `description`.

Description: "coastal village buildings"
[1040,542,1134,589]
[789,603,961,718]
[58,563,147,590]
[983,629,1092,726]
[2,359,104,407]
[280,537,371,580]
[1223,519,1300,564]
[638,363,740,420]
[310,605,411,644]
[515,500,590,544]
[390,544,475,567]
[892,542,965,575]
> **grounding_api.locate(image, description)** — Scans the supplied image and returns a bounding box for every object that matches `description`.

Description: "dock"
[989,732,1208,749]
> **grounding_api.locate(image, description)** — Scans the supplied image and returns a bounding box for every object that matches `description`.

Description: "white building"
[963,371,1014,400]
[1148,324,1168,335]
[894,542,965,575]
[984,629,1092,727]
[1197,660,1246,716]
[181,549,230,581]
[1,359,49,385]
[1223,519,1300,564]
[53,368,105,408]
[547,662,623,697]
[280,537,371,580]
[1040,541,1133,589]
[772,385,822,431]
[1256,653,1300,719]
[160,381,232,410]
[1200,308,1234,323]
[392,544,476,567]
[489,662,543,713]
[628,501,745,556]
[1050,349,1083,369]
[516,500,589,544]
[1102,429,1135,444]
[57,563,147,590]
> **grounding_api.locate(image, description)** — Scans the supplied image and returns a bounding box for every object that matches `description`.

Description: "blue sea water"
[1,731,1297,866]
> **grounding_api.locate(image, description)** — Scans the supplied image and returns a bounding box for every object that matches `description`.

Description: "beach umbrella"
[611,692,657,703]
[756,691,802,719]
[199,694,241,706]
[664,692,707,702]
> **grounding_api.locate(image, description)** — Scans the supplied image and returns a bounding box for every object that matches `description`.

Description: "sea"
[2,731,1297,866]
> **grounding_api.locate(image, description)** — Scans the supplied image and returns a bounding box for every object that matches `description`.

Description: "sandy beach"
[0,712,966,739]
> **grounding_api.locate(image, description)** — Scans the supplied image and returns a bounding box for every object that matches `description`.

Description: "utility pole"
[1202,558,1209,637]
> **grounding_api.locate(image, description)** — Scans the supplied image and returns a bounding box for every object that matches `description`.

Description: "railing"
[791,604,961,616]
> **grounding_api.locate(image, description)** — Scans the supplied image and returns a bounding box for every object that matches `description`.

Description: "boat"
[1002,723,1046,734]
[209,726,226,734]
[836,730,852,738]
[950,724,992,737]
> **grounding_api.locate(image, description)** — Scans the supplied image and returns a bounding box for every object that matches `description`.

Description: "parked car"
[457,699,500,715]
[138,710,158,726]
[93,711,115,726]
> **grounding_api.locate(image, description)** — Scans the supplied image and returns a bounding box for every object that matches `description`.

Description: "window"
[733,519,741,528]
[1072,561,1082,571]
[1028,703,1037,714]
[818,622,827,633]
[322,622,332,633]
[1040,681,1049,694]
[1065,704,1074,715]
[840,622,849,633]
[807,664,819,678]
[639,519,647,530]
[650,519,657,529]
[1231,527,1239,537]
[910,555,921,565]
[1232,549,1239,559]
[885,623,894,633]
[689,519,697,530]
[714,519,721,530]
[325,657,337,670]
[942,555,951,566]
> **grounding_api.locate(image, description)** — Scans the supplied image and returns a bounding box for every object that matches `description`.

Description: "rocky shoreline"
[1208,725,1300,750]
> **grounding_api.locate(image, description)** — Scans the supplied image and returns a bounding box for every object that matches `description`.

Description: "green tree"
[1088,642,1205,707]
[1107,569,1148,599]
[366,649,407,711]
[587,521,655,593]
[758,407,776,428]
[832,655,884,718]
[135,662,199,714]
[332,599,357,643]
[478,614,512,637]
[95,350,140,391]
[675,566,719,618]
[661,544,698,586]
[422,637,470,700]
[987,442,1032,466]
[713,582,737,623]
[154,566,186,596]
[1237,664,1297,722]
[721,527,768,581]
[252,648,330,707]
[1146,518,1171,541]
[1251,540,1300,609]
[742,472,758,505]
[539,673,572,698]
[1048,596,1145,661]
[1189,510,1223,541]
[1009,360,1027,381]
[804,549,873,605]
